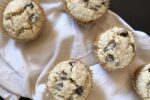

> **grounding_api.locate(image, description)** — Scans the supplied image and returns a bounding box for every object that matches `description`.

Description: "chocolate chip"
[106,54,114,62]
[104,43,116,52]
[69,61,77,72]
[102,1,105,5]
[60,76,67,80]
[56,82,63,91]
[103,47,108,52]
[83,0,89,2]
[148,69,150,72]
[102,0,107,4]
[69,62,73,66]
[103,40,116,52]
[69,78,75,83]
[60,71,67,80]
[25,2,34,9]
[61,71,67,75]
[130,43,135,52]
[90,7,99,11]
[119,31,129,37]
[30,14,38,23]
[69,61,76,67]
[75,86,83,96]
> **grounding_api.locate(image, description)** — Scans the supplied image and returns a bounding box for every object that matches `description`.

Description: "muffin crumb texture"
[47,60,92,100]
[136,64,150,100]
[65,0,109,22]
[94,27,135,69]
[3,0,43,40]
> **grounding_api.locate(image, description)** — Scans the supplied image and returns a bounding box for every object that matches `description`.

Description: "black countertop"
[110,0,150,35]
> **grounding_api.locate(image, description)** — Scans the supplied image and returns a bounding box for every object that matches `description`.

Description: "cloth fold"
[0,0,149,100]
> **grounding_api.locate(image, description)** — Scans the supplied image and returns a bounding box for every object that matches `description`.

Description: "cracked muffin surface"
[47,60,92,100]
[64,0,109,23]
[94,27,135,70]
[3,0,44,41]
[135,64,150,100]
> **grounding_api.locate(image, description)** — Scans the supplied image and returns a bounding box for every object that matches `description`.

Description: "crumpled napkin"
[0,0,149,100]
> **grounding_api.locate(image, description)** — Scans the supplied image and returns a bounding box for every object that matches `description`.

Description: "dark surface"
[1,0,150,100]
[19,97,31,100]
[110,0,150,35]
[0,96,4,100]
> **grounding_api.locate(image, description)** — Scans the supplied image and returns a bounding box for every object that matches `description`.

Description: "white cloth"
[0,0,150,100]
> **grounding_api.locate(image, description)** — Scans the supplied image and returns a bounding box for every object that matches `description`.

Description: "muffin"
[133,64,150,100]
[93,27,136,70]
[2,0,44,41]
[47,60,92,100]
[63,0,109,23]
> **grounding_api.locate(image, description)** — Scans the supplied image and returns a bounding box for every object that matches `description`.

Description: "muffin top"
[47,60,92,100]
[3,0,43,41]
[94,27,135,70]
[64,0,109,23]
[136,64,150,100]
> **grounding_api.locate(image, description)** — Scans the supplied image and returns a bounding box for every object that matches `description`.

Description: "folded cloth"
[0,0,150,100]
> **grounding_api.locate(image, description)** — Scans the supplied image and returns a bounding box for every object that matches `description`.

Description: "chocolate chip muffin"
[133,64,150,100]
[63,0,109,23]
[47,60,92,100]
[3,0,44,41]
[93,27,136,70]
